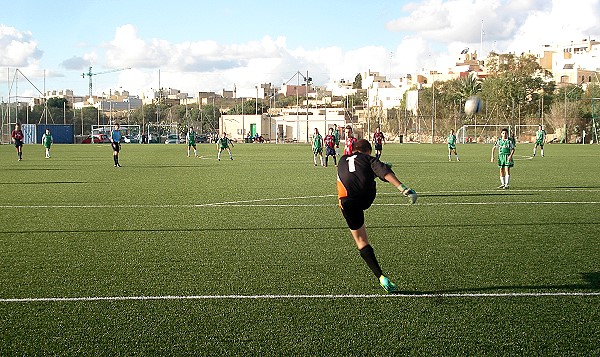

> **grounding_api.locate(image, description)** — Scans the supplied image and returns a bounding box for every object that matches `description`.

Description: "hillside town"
[2,38,599,145]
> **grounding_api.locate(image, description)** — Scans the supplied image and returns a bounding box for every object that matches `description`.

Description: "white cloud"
[9,1,598,99]
[506,0,600,53]
[0,25,43,67]
[102,24,403,96]
[384,0,599,74]
[60,52,97,70]
[66,2,600,98]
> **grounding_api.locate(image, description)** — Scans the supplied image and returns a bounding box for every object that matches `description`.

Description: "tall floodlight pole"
[306,70,309,143]
[480,20,484,58]
[157,69,161,125]
[432,71,436,144]
[564,88,567,143]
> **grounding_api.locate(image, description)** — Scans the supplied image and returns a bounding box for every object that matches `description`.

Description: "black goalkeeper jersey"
[337,153,393,204]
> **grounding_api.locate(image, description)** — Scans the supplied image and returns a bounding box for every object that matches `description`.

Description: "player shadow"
[394,271,600,295]
[128,164,205,168]
[421,192,535,198]
[4,221,598,234]
[8,168,69,171]
[368,221,597,229]
[0,181,89,185]
[554,185,600,189]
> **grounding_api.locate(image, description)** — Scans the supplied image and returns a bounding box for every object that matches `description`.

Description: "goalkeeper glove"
[398,184,417,204]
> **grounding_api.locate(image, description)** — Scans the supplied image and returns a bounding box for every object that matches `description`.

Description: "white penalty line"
[1,201,599,209]
[1,291,599,303]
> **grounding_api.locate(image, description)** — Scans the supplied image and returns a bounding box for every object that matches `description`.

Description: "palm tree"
[456,73,481,99]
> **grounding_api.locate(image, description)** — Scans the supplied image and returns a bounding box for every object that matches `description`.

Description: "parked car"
[122,135,139,143]
[164,134,181,144]
[196,134,209,143]
[81,134,110,144]
[148,133,160,143]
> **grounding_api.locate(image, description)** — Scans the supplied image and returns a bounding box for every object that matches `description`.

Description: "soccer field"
[0,142,599,355]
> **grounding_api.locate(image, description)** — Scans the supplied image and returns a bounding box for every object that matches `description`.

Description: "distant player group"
[447,125,546,189]
[8,121,548,294]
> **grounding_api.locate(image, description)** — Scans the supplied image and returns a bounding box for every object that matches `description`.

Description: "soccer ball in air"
[464,96,482,115]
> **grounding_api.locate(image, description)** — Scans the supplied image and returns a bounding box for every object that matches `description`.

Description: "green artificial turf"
[0,142,598,355]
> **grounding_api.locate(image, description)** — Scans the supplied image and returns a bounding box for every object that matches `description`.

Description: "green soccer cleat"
[379,275,397,293]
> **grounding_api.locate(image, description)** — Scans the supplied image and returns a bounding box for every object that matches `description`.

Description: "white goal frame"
[91,124,141,143]
[147,123,179,144]
[456,124,510,144]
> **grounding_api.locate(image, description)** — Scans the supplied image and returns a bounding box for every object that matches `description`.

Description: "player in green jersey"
[491,128,515,189]
[447,129,459,161]
[217,132,234,161]
[41,128,53,158]
[186,126,198,157]
[333,124,340,156]
[533,124,546,157]
[312,128,324,167]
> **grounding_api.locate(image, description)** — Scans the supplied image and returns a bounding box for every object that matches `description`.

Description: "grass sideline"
[0,142,599,355]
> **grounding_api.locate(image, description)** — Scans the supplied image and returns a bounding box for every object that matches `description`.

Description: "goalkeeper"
[337,139,417,293]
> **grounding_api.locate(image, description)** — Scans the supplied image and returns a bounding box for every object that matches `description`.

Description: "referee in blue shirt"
[110,123,122,167]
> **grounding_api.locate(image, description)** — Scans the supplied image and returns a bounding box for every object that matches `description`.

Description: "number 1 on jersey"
[347,155,357,172]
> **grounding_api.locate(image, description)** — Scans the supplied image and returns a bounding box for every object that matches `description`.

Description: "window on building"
[560,75,569,83]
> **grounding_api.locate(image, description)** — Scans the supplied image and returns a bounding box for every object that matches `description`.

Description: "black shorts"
[374,143,383,151]
[326,147,336,156]
[111,142,120,152]
[14,140,23,148]
[340,197,373,230]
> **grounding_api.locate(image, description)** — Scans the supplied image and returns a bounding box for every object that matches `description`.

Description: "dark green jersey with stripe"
[43,134,52,146]
[495,138,514,155]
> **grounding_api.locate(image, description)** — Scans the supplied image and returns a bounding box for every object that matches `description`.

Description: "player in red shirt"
[372,127,385,159]
[11,123,24,161]
[343,125,357,156]
[323,127,337,167]
[337,139,417,293]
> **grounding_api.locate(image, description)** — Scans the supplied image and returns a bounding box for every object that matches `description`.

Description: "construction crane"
[82,66,131,98]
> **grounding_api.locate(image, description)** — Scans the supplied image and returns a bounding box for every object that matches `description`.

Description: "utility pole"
[306,70,309,143]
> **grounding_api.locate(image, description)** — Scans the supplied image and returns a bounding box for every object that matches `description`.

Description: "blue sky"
[1,0,599,100]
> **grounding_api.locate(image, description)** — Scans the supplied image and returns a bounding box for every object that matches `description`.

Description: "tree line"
[373,53,599,142]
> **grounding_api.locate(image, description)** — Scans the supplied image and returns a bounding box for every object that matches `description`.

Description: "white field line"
[1,291,599,303]
[1,201,599,209]
[1,189,599,209]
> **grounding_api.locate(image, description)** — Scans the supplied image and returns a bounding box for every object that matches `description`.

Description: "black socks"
[359,244,383,278]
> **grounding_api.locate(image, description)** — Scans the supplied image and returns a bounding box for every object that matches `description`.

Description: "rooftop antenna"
[480,20,484,60]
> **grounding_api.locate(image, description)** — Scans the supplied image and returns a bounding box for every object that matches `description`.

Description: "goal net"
[91,124,141,143]
[147,123,179,144]
[513,125,541,143]
[456,125,510,144]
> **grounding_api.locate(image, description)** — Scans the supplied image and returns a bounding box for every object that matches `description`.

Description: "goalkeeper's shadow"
[394,271,600,295]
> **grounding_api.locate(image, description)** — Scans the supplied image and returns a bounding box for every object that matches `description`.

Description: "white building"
[538,39,600,85]
[220,108,346,143]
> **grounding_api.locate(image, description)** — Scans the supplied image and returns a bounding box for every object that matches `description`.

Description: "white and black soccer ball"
[464,96,482,115]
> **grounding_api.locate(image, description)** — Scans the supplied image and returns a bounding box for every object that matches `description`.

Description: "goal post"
[456,124,510,144]
[592,98,600,144]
